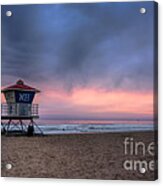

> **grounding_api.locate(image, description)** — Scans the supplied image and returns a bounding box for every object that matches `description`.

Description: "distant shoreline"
[1,123,155,136]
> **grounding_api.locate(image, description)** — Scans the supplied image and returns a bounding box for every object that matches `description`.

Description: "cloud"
[1,2,155,93]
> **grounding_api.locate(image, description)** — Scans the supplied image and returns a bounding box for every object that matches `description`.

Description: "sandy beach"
[1,131,157,180]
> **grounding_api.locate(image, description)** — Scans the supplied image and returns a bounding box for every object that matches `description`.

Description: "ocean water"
[34,119,155,135]
[2,119,155,135]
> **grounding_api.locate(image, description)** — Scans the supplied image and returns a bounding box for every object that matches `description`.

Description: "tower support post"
[1,118,43,136]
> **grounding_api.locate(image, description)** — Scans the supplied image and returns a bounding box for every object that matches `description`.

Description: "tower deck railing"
[1,103,39,119]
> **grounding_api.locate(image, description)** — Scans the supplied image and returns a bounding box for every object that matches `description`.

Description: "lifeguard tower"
[1,79,43,135]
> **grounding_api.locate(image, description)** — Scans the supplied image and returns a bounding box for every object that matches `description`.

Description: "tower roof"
[1,79,40,93]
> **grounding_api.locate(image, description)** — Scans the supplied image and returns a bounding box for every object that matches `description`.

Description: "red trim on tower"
[1,80,40,93]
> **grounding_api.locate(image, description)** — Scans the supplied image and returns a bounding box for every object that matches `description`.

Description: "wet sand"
[1,132,157,180]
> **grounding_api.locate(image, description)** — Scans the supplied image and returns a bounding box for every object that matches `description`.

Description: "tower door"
[18,104,31,117]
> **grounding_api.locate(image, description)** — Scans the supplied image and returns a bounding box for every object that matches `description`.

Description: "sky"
[1,2,156,120]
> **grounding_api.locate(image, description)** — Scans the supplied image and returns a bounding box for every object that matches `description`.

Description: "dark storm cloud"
[1,2,155,92]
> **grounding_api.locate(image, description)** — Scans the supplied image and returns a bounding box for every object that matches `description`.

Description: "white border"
[0,0,159,4]
[0,0,162,185]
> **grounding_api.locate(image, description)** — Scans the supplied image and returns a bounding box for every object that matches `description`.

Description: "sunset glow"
[28,87,153,119]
